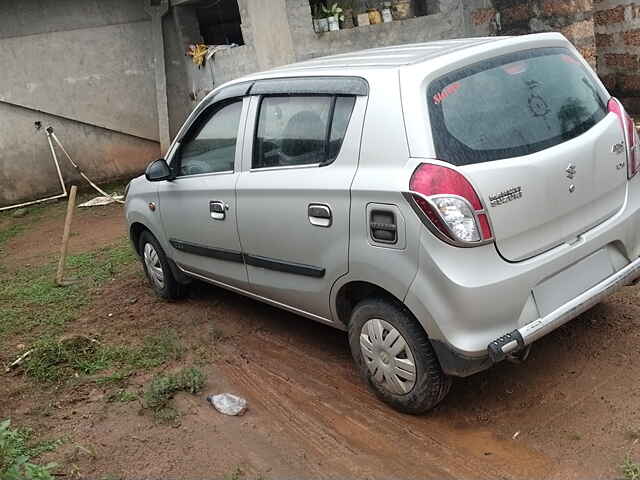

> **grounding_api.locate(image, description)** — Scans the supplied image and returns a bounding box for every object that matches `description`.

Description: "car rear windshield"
[428,47,608,166]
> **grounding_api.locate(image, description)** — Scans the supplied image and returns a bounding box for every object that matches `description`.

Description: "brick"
[560,20,594,42]
[596,32,614,48]
[605,53,639,70]
[619,96,640,115]
[542,0,592,17]
[601,74,618,90]
[471,7,497,25]
[579,46,596,65]
[622,75,640,92]
[594,5,625,25]
[630,4,640,20]
[624,29,640,46]
[502,4,530,22]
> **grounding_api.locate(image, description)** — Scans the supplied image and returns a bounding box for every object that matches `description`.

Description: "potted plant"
[353,0,370,25]
[315,4,330,32]
[381,1,393,22]
[391,0,414,20]
[312,4,323,33]
[322,3,344,31]
[340,0,355,29]
[367,6,383,24]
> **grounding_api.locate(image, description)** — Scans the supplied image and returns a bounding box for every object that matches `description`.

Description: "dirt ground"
[2,201,640,479]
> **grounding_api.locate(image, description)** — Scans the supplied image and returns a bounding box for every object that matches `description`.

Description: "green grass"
[21,329,184,384]
[0,242,136,340]
[106,390,138,403]
[224,466,244,480]
[0,419,61,480]
[143,367,206,422]
[623,457,640,480]
[110,329,184,369]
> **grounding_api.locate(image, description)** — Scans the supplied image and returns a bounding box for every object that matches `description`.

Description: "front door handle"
[308,204,332,227]
[210,201,228,220]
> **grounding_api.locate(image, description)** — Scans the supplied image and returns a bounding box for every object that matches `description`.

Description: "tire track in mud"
[219,329,552,479]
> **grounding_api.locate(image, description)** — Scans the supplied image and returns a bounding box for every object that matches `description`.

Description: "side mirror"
[145,158,173,182]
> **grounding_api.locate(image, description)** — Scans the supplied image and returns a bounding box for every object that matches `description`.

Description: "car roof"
[217,33,569,91]
[267,37,504,71]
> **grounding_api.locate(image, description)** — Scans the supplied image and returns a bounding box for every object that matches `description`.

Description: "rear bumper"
[405,174,640,377]
[487,254,640,362]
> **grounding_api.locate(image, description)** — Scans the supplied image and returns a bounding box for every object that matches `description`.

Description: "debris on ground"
[78,194,123,208]
[11,208,28,218]
[5,349,33,372]
[207,393,248,416]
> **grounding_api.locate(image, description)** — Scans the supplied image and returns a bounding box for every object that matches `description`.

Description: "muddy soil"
[2,204,640,479]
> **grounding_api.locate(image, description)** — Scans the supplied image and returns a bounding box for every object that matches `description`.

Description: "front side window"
[428,47,608,165]
[175,100,243,176]
[253,95,355,169]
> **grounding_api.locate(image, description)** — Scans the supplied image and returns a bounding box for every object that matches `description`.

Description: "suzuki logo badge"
[566,163,576,179]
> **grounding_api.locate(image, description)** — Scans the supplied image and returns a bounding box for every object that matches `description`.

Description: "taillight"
[608,97,640,178]
[406,163,493,246]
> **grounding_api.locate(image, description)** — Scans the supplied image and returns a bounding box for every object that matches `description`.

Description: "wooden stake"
[56,185,77,286]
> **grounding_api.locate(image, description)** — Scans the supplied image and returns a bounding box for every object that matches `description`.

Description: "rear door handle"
[210,201,228,220]
[308,204,332,227]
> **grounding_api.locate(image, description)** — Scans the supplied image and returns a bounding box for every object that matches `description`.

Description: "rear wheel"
[348,298,451,414]
[138,231,187,300]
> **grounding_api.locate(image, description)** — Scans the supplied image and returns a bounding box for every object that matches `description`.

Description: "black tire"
[348,298,451,414]
[138,231,187,300]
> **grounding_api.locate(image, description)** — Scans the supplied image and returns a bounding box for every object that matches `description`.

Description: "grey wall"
[0,103,159,206]
[0,0,160,207]
[286,0,481,61]
[206,0,490,87]
[246,0,295,69]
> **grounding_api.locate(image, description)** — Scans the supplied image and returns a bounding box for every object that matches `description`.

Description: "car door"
[157,96,248,289]
[236,79,367,321]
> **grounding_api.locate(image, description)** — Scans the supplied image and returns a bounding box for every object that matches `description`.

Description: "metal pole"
[56,185,78,286]
[47,127,68,197]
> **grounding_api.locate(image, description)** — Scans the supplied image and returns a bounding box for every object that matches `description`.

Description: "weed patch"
[623,457,640,480]
[106,390,138,403]
[0,419,61,480]
[0,242,136,341]
[110,329,184,369]
[21,329,184,385]
[144,367,206,421]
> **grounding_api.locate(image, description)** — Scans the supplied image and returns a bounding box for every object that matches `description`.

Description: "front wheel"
[348,299,451,414]
[138,231,187,300]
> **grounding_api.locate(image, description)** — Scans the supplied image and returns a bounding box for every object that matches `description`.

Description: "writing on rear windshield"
[432,82,461,105]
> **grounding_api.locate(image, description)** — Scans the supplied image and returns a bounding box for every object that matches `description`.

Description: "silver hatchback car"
[126,33,640,413]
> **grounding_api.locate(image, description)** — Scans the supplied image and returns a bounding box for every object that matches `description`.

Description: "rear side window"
[428,47,608,165]
[253,95,355,169]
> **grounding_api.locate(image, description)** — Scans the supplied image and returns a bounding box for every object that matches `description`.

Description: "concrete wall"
[0,103,159,206]
[246,0,296,69]
[0,0,160,208]
[205,0,489,82]
[286,0,482,61]
[594,1,640,112]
